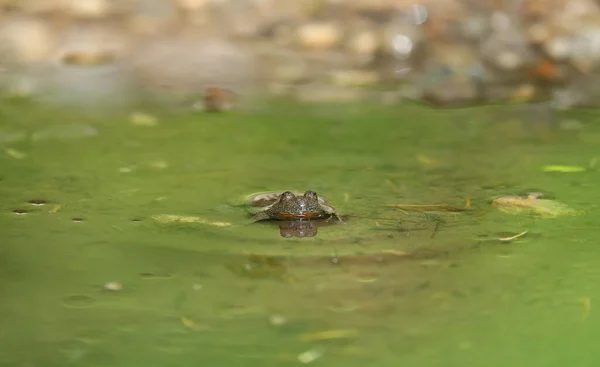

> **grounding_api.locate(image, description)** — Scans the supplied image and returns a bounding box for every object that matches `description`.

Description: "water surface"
[1,100,599,366]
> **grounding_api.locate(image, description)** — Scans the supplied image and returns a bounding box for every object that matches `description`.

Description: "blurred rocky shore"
[2,0,600,110]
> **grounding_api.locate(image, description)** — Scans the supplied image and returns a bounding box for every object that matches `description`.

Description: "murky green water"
[1,99,600,366]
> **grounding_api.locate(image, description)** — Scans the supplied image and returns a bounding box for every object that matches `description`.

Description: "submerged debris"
[492,192,582,217]
[203,87,237,112]
[299,329,358,342]
[542,165,586,173]
[386,203,471,212]
[297,347,326,364]
[498,230,528,242]
[130,112,158,126]
[5,148,27,159]
[152,214,232,227]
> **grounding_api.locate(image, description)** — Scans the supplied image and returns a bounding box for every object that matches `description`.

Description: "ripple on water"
[28,199,47,206]
[62,295,95,308]
[138,271,174,280]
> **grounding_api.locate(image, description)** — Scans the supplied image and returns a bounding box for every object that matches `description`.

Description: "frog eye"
[281,191,295,199]
[304,191,317,199]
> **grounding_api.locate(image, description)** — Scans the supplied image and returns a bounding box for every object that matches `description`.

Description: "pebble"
[4,0,600,108]
[65,0,111,18]
[330,70,379,86]
[176,0,210,11]
[346,29,379,56]
[297,22,342,49]
[0,15,56,63]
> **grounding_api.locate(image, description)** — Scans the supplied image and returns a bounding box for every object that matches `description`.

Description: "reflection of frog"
[250,191,340,222]
[278,220,318,238]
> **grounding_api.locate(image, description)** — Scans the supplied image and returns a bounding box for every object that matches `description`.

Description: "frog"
[247,191,341,222]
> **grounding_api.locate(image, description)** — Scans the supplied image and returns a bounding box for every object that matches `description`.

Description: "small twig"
[498,230,528,242]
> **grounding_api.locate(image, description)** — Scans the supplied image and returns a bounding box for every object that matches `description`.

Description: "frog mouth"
[277,211,324,219]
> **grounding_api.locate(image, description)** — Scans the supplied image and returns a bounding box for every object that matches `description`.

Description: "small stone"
[527,23,551,44]
[204,87,237,112]
[511,84,537,102]
[461,16,489,40]
[297,22,342,49]
[544,36,572,61]
[65,0,110,18]
[346,29,379,56]
[0,15,57,63]
[176,0,210,11]
[330,70,379,86]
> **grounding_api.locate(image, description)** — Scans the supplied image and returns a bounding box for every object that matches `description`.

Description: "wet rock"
[297,22,343,49]
[543,36,572,61]
[481,28,534,71]
[0,15,57,63]
[330,69,379,86]
[570,27,600,73]
[65,0,111,18]
[176,0,210,11]
[346,24,380,56]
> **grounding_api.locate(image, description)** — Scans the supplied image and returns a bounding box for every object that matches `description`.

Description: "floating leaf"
[152,214,232,227]
[542,165,586,173]
[299,329,358,342]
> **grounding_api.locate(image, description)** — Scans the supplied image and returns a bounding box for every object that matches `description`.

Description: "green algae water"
[1,99,600,367]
